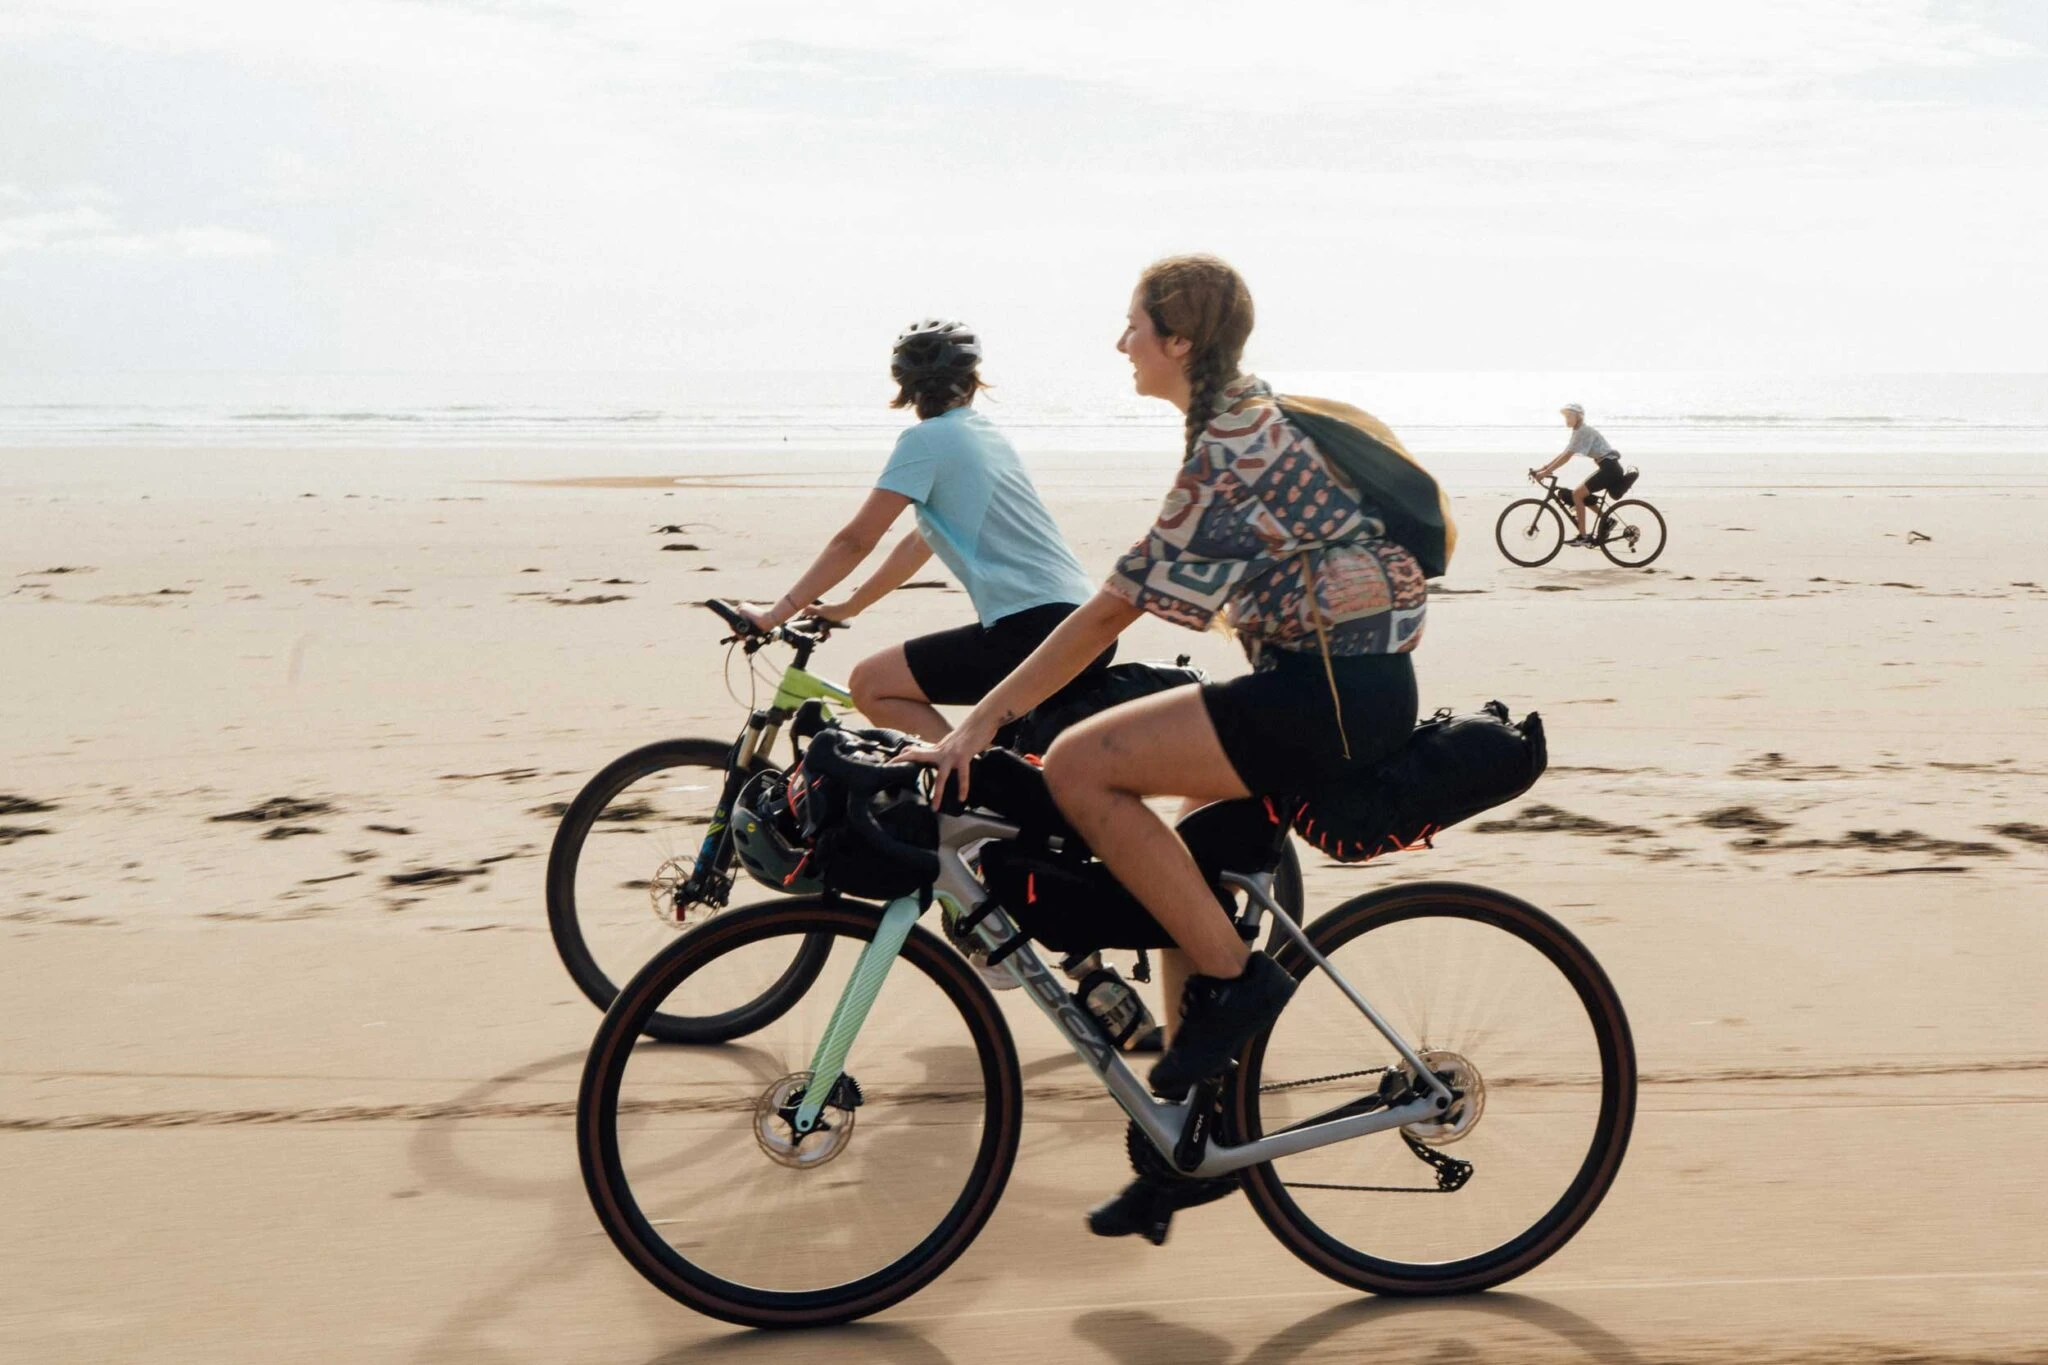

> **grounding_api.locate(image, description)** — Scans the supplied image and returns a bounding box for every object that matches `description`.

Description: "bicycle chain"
[1261,1067,1475,1194]
[1257,1065,1394,1094]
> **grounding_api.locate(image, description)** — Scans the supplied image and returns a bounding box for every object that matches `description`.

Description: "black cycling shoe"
[1147,951,1295,1100]
[1086,1173,1238,1245]
[1085,1120,1239,1245]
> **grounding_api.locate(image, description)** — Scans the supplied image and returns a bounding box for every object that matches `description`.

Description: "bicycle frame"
[680,655,854,905]
[794,812,1454,1179]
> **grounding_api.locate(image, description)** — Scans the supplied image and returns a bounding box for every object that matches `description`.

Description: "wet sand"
[4,461,2047,1360]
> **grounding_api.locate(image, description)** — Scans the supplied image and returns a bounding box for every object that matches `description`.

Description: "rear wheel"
[1495,499,1567,567]
[1227,881,1635,1295]
[1598,500,1667,568]
[578,898,1022,1328]
[546,738,830,1043]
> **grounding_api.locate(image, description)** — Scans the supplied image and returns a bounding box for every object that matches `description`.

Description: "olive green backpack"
[1277,395,1457,579]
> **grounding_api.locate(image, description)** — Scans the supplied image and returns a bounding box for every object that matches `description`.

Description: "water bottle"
[1063,952,1156,1052]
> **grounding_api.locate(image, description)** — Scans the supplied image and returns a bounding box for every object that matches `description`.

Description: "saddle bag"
[1290,701,1547,863]
[995,659,1206,758]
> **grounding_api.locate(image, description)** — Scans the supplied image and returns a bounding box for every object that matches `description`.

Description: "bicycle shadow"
[402,1043,786,1364]
[1074,1292,1650,1365]
[637,1321,955,1365]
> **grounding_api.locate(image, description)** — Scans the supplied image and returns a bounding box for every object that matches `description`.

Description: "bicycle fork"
[790,894,921,1133]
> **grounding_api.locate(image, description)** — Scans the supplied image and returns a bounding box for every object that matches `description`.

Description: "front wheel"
[545,738,830,1043]
[579,898,1023,1328]
[1598,500,1667,568]
[1227,882,1636,1296]
[1495,499,1567,567]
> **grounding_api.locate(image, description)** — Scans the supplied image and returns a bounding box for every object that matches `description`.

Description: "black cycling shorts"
[1585,455,1627,495]
[1201,649,1418,797]
[903,602,1115,707]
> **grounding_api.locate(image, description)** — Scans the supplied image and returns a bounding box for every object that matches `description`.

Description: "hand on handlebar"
[735,602,780,634]
[901,710,1002,809]
[802,599,856,627]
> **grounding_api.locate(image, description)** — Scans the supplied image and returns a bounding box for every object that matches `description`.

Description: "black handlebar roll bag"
[790,727,938,901]
[1277,395,1457,580]
[1290,701,1546,863]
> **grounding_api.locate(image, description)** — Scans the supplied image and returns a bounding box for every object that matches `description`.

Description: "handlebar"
[800,726,924,792]
[801,727,939,882]
[703,598,848,655]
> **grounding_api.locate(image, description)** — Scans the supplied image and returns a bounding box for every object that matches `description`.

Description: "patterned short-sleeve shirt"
[1105,376,1427,661]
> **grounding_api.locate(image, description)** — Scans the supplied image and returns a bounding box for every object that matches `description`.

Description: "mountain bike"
[545,600,851,1043]
[546,601,1304,1044]
[1496,471,1666,568]
[578,731,1637,1328]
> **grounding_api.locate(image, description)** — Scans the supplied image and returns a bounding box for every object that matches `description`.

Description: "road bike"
[1495,471,1666,568]
[577,731,1637,1328]
[546,601,1303,1043]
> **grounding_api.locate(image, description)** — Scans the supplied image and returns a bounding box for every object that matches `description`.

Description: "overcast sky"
[3,0,2046,381]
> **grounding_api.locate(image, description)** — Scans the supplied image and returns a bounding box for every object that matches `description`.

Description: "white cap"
[1561,402,1584,417]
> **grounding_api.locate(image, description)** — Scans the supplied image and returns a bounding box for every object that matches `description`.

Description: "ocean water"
[3,370,2044,495]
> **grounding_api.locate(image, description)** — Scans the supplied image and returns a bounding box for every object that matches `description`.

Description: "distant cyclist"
[1529,403,1626,546]
[740,319,1112,740]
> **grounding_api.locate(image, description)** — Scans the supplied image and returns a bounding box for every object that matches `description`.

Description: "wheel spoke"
[1244,890,1633,1288]
[584,906,1018,1322]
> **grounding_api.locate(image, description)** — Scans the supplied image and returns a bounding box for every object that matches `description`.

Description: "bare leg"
[1043,689,1252,979]
[1158,949,1192,1045]
[1156,796,1205,1043]
[1572,483,1590,536]
[848,646,949,741]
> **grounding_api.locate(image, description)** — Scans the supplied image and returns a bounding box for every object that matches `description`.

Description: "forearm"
[845,531,933,613]
[768,534,873,625]
[963,591,1141,732]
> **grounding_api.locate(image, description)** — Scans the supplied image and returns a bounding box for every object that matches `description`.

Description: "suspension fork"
[682,711,787,895]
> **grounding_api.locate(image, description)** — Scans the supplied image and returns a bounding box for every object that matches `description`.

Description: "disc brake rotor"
[753,1072,858,1170]
[647,856,691,926]
[1399,1048,1485,1145]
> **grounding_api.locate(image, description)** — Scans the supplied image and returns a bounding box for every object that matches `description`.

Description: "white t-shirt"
[1564,423,1615,461]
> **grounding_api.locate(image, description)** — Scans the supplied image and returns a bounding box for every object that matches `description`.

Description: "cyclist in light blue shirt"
[742,319,1111,739]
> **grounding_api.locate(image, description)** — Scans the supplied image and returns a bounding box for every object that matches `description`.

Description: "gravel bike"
[546,601,1303,1044]
[1496,470,1666,568]
[578,731,1637,1328]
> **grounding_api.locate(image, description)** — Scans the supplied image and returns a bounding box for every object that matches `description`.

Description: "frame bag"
[1290,701,1546,863]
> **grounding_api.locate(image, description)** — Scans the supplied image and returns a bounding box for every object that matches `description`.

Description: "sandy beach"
[5,454,2048,1362]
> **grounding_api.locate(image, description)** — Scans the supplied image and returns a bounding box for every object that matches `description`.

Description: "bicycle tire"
[1268,837,1305,950]
[546,737,831,1044]
[1598,499,1667,569]
[1226,881,1636,1296]
[579,897,1023,1328]
[1495,499,1567,567]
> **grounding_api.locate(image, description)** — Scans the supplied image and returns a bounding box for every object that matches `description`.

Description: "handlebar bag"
[790,728,938,901]
[1289,701,1546,863]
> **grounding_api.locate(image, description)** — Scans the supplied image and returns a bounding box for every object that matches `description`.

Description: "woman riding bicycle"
[740,319,1112,739]
[910,255,1430,1238]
